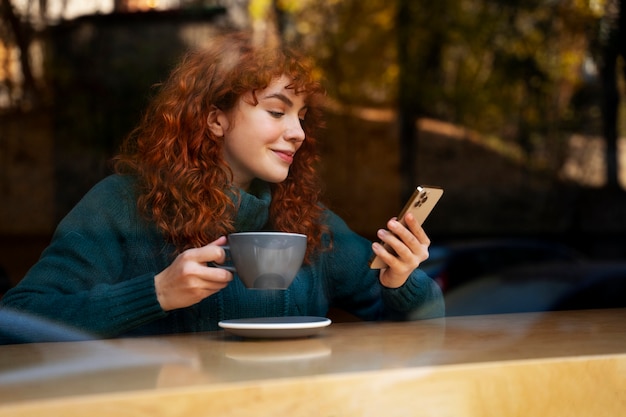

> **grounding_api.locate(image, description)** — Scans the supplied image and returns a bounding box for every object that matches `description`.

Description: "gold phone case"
[369,186,444,269]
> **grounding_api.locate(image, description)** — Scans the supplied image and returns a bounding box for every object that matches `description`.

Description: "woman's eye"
[268,111,284,118]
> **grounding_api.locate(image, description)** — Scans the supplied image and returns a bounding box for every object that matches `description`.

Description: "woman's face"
[215,75,308,191]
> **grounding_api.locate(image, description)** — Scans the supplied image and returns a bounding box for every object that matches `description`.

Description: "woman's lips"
[273,150,295,164]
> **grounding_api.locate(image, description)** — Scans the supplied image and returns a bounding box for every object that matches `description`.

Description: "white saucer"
[218,316,331,338]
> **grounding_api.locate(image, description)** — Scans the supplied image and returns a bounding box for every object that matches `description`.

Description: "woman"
[0,31,443,341]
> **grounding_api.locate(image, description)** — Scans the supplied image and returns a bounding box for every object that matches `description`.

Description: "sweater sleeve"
[0,176,167,340]
[322,210,444,321]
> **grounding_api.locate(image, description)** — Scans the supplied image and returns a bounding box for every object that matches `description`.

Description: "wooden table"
[1,309,625,416]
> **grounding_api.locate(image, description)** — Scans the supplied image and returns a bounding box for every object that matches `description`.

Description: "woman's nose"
[285,116,306,143]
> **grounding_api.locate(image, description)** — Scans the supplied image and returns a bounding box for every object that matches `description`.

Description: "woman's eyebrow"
[263,93,308,113]
[264,93,294,107]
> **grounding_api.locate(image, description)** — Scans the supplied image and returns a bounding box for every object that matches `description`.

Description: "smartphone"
[369,185,444,269]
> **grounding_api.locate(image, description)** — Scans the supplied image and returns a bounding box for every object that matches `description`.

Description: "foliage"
[285,0,603,172]
[0,0,617,181]
[287,0,399,105]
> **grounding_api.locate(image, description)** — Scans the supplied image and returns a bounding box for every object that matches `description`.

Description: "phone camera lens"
[413,191,428,207]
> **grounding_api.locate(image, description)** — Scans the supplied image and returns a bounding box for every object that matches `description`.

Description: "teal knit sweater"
[0,175,443,339]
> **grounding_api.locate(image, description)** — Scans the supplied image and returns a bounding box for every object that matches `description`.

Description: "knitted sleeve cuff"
[91,272,168,336]
[381,269,445,319]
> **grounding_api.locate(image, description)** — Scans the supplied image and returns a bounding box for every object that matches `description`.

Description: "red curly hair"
[114,31,328,262]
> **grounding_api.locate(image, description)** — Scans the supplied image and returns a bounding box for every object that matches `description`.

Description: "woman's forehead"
[265,75,299,92]
[259,76,308,101]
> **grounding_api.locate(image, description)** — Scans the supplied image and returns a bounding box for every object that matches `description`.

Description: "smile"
[273,150,295,164]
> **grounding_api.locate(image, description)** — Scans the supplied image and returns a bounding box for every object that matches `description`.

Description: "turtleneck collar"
[232,180,272,231]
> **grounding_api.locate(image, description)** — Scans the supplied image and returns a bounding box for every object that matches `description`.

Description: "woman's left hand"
[371,212,431,288]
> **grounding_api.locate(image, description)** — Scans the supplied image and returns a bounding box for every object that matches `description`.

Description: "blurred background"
[1,0,625,314]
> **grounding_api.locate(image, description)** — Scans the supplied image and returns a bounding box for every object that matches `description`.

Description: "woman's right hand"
[154,236,234,311]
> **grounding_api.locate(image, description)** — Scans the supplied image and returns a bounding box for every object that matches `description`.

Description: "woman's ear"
[207,106,228,137]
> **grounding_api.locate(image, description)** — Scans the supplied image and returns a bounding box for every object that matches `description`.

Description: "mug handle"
[207,245,237,272]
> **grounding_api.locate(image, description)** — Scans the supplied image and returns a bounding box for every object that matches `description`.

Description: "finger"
[372,238,413,280]
[188,268,233,296]
[184,238,229,264]
[376,228,408,260]
[384,220,428,266]
[387,219,419,257]
[210,235,228,246]
[372,240,400,269]
[201,265,233,282]
[403,213,430,246]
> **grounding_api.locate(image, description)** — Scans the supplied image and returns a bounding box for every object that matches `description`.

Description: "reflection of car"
[421,239,584,292]
[444,261,626,316]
